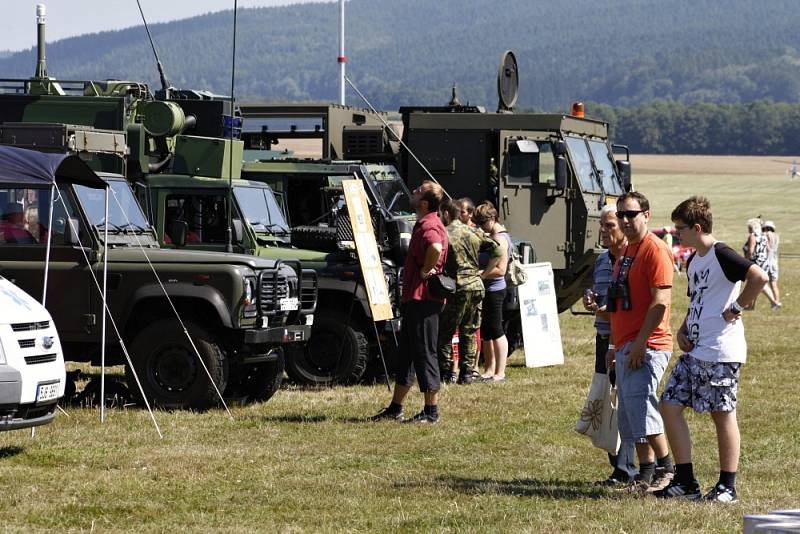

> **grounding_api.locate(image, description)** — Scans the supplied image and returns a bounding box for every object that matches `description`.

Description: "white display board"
[517,262,564,367]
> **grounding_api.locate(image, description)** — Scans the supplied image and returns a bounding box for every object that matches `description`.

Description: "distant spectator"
[742,218,779,310]
[763,221,781,310]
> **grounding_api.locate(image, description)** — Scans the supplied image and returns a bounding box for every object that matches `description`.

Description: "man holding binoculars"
[607,191,677,493]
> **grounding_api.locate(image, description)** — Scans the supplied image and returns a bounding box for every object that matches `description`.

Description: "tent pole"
[42,183,56,305]
[100,188,109,422]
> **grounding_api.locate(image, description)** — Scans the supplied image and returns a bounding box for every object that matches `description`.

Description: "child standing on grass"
[655,196,768,503]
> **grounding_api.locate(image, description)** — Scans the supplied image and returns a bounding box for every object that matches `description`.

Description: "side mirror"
[232,219,244,244]
[554,155,567,190]
[169,220,188,248]
[64,217,81,246]
[616,160,632,191]
[552,139,567,156]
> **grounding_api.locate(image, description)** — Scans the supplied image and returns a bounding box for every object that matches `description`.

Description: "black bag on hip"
[427,273,456,299]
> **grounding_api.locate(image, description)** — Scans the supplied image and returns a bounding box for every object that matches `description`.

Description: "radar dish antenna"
[497,50,518,113]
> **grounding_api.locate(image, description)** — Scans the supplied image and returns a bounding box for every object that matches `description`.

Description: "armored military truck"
[0,131,316,410]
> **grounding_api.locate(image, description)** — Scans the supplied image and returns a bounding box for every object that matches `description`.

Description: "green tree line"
[583,100,800,155]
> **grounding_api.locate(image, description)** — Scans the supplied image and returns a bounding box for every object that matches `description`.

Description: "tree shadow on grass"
[0,446,23,459]
[398,474,618,500]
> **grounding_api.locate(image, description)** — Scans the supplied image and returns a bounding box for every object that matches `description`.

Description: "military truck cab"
[395,52,632,313]
[0,276,65,431]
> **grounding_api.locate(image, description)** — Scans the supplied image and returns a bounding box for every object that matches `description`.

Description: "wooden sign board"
[341,179,393,321]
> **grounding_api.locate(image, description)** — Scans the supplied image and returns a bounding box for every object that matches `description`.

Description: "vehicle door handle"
[502,195,510,216]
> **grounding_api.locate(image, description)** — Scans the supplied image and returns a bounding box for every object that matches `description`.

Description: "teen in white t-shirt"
[655,196,768,503]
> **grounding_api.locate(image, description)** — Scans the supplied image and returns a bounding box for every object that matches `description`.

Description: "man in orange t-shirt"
[607,191,675,494]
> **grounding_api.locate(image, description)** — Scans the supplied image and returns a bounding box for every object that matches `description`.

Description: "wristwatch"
[728,300,743,314]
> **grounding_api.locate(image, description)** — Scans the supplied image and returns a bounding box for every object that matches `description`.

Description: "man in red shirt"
[607,191,676,493]
[371,180,449,424]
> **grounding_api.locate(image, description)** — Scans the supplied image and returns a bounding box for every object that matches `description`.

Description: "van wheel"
[127,319,228,410]
[285,314,368,385]
[240,349,285,403]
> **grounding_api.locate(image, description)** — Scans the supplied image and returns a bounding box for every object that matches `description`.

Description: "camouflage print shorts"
[661,354,741,413]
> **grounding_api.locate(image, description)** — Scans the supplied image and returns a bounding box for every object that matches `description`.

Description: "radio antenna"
[136,0,170,95]
[226,0,239,253]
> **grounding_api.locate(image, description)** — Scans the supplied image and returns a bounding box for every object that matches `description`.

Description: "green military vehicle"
[0,128,316,410]
[0,14,318,408]
[232,104,418,384]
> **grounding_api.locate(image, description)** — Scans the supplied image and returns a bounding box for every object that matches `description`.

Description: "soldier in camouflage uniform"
[437,200,500,384]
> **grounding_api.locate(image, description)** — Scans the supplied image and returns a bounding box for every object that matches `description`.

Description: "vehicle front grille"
[24,353,58,365]
[18,339,35,349]
[300,270,318,313]
[11,321,50,332]
[258,271,291,315]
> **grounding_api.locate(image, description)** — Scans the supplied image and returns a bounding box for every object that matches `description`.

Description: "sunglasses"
[616,210,645,219]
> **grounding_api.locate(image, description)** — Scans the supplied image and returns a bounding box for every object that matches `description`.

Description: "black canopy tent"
[0,144,119,425]
[0,144,108,189]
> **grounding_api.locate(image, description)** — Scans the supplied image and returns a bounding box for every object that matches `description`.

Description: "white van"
[0,276,65,430]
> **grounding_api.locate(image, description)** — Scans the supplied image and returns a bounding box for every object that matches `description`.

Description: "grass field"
[1,157,798,532]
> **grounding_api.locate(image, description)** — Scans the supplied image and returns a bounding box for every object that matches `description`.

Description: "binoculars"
[606,281,632,312]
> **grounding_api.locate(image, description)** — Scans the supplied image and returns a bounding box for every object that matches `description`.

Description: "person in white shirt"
[655,196,767,503]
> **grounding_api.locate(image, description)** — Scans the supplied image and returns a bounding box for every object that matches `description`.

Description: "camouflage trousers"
[437,289,484,373]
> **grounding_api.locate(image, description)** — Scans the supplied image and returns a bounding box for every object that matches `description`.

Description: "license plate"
[279,297,299,311]
[36,381,60,403]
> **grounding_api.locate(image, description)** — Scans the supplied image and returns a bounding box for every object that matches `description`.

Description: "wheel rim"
[147,343,200,393]
[304,328,346,374]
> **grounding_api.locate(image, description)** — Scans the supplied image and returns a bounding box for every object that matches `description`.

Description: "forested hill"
[1,0,799,111]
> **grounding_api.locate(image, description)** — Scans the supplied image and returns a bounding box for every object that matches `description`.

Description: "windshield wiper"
[117,222,150,233]
[96,220,125,234]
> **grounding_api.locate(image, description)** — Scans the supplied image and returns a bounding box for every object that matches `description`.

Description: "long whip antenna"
[136,0,170,94]
[226,0,238,253]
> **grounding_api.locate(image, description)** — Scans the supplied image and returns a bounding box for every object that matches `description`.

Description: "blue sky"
[2,0,328,52]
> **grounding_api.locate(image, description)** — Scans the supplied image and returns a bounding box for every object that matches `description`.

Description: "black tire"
[234,349,285,403]
[126,319,228,410]
[291,225,337,251]
[284,314,368,385]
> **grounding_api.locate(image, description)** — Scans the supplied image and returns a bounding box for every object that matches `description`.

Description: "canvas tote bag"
[575,372,621,455]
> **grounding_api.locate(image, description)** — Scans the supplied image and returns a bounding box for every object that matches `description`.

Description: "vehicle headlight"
[243,276,258,318]
[0,338,6,365]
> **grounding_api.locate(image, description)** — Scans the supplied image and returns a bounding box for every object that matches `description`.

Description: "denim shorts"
[614,342,670,441]
[661,353,741,413]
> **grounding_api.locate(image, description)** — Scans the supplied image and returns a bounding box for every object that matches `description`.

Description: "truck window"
[506,140,555,185]
[75,180,152,237]
[588,139,624,196]
[233,186,290,235]
[565,136,601,193]
[0,187,78,246]
[164,193,231,244]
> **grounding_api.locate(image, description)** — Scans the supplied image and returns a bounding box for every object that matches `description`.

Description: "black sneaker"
[703,483,738,503]
[369,406,403,421]
[654,479,702,500]
[457,369,481,385]
[403,411,439,424]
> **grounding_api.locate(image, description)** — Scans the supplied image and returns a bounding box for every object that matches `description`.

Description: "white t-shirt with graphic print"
[685,241,753,363]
